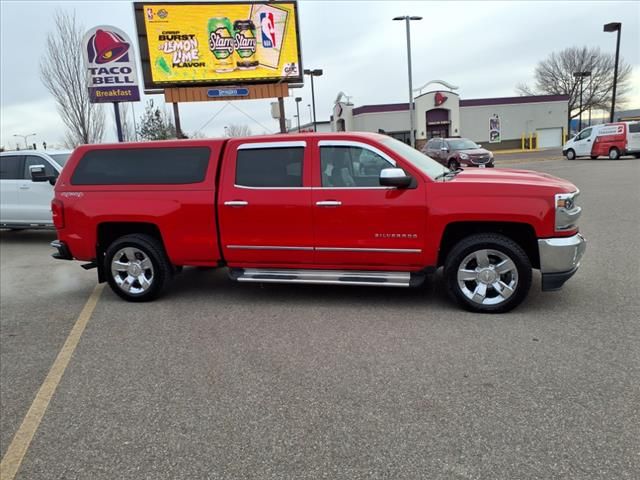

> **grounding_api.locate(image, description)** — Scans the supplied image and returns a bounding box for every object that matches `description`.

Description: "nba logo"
[260,12,276,48]
[146,8,153,20]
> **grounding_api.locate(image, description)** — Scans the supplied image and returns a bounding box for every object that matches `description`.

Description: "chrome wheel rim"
[457,249,518,306]
[110,247,154,295]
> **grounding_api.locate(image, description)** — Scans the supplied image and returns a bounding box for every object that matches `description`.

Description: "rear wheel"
[105,234,172,302]
[444,234,532,313]
[565,149,576,160]
[608,148,620,160]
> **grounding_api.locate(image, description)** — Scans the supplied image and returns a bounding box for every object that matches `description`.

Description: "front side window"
[320,146,393,188]
[236,147,303,187]
[24,156,57,179]
[0,155,23,180]
[71,147,210,185]
[577,128,592,141]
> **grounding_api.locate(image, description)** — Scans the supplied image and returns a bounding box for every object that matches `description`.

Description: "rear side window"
[629,123,640,133]
[235,147,303,187]
[71,147,210,185]
[0,155,23,180]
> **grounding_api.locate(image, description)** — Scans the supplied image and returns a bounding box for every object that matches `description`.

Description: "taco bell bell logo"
[260,12,276,48]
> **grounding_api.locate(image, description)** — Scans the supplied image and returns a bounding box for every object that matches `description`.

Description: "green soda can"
[233,20,258,70]
[208,17,235,73]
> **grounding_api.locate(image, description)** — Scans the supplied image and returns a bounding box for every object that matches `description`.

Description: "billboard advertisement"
[134,2,302,89]
[82,26,141,103]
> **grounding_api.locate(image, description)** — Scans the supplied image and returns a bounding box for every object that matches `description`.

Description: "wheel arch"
[437,221,540,269]
[96,222,166,282]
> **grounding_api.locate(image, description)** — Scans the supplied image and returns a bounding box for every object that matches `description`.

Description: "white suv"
[0,150,71,229]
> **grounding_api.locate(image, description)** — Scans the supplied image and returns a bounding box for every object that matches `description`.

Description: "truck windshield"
[380,137,448,180]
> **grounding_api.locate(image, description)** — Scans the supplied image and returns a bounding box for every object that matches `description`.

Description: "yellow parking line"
[0,284,104,480]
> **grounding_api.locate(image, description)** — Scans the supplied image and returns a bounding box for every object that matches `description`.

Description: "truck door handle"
[19,185,30,190]
[224,200,248,207]
[316,200,342,207]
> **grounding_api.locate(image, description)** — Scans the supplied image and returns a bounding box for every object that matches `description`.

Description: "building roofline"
[350,94,570,116]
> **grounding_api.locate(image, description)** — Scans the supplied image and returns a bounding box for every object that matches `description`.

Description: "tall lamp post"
[603,22,622,122]
[13,133,36,149]
[303,69,323,132]
[295,97,302,132]
[573,71,591,131]
[393,15,422,148]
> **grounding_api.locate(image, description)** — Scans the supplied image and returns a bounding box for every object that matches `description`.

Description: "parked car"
[422,137,494,169]
[563,121,640,160]
[0,150,71,229]
[50,133,585,313]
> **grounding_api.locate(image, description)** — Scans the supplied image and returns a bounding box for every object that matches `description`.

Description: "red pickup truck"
[46,132,585,313]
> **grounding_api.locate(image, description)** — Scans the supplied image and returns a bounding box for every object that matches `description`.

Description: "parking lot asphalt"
[1,155,639,479]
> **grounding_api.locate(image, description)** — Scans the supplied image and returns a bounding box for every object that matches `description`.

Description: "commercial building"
[331,83,570,150]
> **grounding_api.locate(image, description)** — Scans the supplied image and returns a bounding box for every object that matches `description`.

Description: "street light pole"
[604,22,622,122]
[304,69,323,132]
[295,97,302,132]
[394,15,422,148]
[13,133,36,149]
[573,71,591,131]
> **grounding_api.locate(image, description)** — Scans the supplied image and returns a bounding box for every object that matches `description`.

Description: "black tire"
[448,159,459,170]
[608,148,620,160]
[634,154,640,159]
[565,149,576,160]
[443,234,532,313]
[590,155,598,160]
[104,234,172,302]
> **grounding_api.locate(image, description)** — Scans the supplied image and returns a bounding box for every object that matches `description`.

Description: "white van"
[563,122,640,160]
[0,150,71,229]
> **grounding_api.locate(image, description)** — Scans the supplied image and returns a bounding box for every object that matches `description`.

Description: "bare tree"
[517,46,632,130]
[224,124,253,137]
[40,10,105,147]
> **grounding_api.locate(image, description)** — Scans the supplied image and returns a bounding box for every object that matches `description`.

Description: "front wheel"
[444,234,532,313]
[104,234,172,302]
[565,149,576,160]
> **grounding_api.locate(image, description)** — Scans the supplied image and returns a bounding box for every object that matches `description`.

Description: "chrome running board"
[229,268,413,287]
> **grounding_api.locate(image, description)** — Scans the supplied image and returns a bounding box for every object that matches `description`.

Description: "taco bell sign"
[82,26,140,103]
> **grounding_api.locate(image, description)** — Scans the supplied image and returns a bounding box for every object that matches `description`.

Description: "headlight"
[555,191,581,231]
[460,153,469,160]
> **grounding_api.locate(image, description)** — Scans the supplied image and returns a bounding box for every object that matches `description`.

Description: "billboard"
[134,2,302,89]
[82,26,141,103]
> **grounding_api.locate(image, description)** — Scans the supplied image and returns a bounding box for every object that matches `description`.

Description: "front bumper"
[538,233,586,291]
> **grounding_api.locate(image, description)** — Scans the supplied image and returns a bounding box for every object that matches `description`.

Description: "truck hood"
[450,168,577,193]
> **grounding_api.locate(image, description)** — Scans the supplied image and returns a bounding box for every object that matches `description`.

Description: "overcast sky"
[1,0,639,148]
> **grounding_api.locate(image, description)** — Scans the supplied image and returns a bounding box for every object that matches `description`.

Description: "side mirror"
[29,165,57,185]
[379,168,412,188]
[29,165,48,182]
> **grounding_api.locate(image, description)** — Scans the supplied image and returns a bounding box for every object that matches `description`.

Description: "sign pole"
[278,97,286,133]
[172,102,183,138]
[113,102,124,142]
